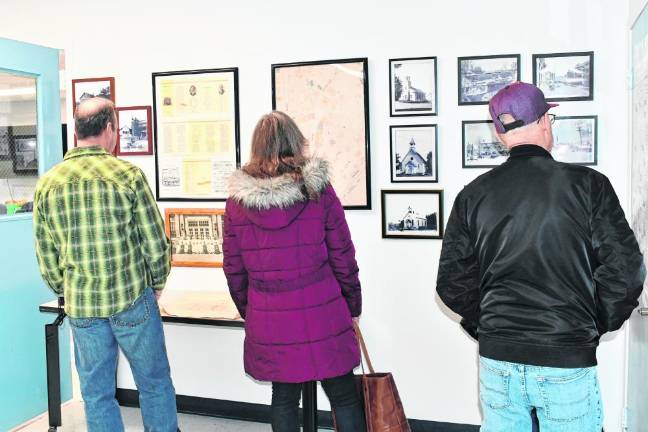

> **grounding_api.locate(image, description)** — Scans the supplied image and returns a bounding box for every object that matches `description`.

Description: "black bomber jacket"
[437,144,646,368]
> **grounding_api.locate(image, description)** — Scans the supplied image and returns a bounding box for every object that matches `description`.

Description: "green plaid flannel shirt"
[33,146,170,318]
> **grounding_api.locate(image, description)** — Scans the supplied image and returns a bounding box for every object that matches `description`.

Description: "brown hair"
[243,111,307,180]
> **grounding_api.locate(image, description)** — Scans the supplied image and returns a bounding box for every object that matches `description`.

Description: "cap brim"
[548,103,559,108]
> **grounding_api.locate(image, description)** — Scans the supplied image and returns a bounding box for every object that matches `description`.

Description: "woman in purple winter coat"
[223,111,366,432]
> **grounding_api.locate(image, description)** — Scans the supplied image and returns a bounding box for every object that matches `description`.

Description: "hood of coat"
[228,158,330,229]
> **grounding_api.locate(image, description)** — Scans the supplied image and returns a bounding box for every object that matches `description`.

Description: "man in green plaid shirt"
[34,98,178,432]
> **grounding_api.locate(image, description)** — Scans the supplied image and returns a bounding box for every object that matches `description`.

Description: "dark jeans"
[271,371,366,432]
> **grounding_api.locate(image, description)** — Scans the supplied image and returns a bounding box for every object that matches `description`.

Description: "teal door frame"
[0,37,72,430]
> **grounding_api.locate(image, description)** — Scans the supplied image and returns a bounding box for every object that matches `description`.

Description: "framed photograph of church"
[389,57,437,116]
[390,124,438,183]
[164,208,225,268]
[462,120,508,168]
[381,190,444,240]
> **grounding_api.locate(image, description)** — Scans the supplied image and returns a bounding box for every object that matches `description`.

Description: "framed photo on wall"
[390,124,438,182]
[533,52,594,102]
[389,57,437,116]
[116,106,153,156]
[165,208,225,267]
[552,115,597,165]
[72,77,115,110]
[381,190,443,239]
[458,54,520,105]
[462,120,508,168]
[272,57,371,210]
[9,130,38,175]
[152,68,241,201]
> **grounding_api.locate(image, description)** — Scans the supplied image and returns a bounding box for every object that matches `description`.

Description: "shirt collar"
[64,146,111,161]
[508,144,553,159]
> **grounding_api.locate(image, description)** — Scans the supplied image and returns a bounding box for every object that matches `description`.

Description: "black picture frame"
[390,124,438,183]
[151,67,241,202]
[532,51,594,102]
[458,54,521,106]
[271,57,371,210]
[8,126,38,175]
[552,115,598,165]
[381,189,444,240]
[389,56,438,117]
[462,120,508,169]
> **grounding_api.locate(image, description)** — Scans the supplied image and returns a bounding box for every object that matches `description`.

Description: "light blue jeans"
[479,356,603,432]
[69,288,178,432]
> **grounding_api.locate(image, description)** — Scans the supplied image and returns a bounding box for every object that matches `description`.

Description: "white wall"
[0,0,632,428]
[631,0,648,25]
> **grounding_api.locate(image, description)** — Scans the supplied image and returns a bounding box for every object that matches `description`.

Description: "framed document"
[152,68,240,201]
[272,58,371,210]
[165,208,225,267]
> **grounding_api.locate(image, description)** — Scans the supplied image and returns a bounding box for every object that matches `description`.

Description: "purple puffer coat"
[223,158,361,383]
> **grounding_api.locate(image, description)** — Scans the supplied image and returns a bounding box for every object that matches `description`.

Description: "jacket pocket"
[537,368,591,422]
[110,289,150,328]
[479,360,511,409]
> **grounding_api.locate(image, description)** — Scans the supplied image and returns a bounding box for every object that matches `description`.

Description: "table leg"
[302,381,317,432]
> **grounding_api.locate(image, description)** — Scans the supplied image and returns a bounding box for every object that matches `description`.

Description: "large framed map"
[272,58,371,210]
[152,68,241,201]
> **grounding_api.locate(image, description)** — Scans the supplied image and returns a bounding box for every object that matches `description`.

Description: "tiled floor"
[12,401,294,431]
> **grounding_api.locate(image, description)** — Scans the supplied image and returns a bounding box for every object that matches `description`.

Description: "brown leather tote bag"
[334,322,411,432]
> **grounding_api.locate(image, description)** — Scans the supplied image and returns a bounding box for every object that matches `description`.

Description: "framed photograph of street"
[152,68,241,201]
[462,120,508,168]
[458,54,520,105]
[390,124,438,182]
[551,115,597,165]
[389,56,437,116]
[165,208,225,267]
[272,57,371,210]
[116,106,153,156]
[381,190,443,239]
[533,52,594,102]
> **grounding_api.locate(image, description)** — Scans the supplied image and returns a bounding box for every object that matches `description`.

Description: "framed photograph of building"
[381,190,443,239]
[462,120,508,168]
[272,58,371,210]
[458,55,520,105]
[551,116,597,165]
[165,208,225,267]
[72,77,115,110]
[116,106,153,156]
[153,68,241,201]
[533,52,594,102]
[389,57,437,116]
[390,124,438,183]
[10,132,38,174]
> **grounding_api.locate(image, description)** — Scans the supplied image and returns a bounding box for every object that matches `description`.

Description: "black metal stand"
[45,297,66,432]
[302,381,317,432]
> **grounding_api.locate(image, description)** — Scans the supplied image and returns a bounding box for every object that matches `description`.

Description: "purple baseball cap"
[489,82,558,134]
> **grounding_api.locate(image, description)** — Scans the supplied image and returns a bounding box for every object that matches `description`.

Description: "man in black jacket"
[437,82,645,432]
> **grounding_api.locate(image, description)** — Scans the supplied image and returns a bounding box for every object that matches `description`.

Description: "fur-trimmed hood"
[228,158,330,210]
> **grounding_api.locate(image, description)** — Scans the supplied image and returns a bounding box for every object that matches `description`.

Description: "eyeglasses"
[537,113,556,125]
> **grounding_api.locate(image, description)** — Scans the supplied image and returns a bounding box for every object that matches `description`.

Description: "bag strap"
[353,321,375,374]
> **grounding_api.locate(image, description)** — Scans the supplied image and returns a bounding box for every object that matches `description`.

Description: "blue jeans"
[69,288,178,432]
[479,356,603,432]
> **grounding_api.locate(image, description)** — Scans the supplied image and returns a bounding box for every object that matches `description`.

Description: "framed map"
[152,68,241,201]
[272,58,371,210]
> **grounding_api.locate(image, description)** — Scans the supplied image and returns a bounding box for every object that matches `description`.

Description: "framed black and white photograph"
[72,77,115,109]
[533,52,594,102]
[10,134,38,174]
[458,54,520,105]
[381,190,443,239]
[551,116,597,165]
[462,120,508,168]
[116,106,153,156]
[165,208,225,267]
[389,57,437,116]
[390,124,438,182]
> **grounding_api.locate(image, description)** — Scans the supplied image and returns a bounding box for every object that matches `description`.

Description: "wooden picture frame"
[164,208,225,268]
[272,57,371,210]
[115,106,153,156]
[381,190,444,239]
[71,77,116,150]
